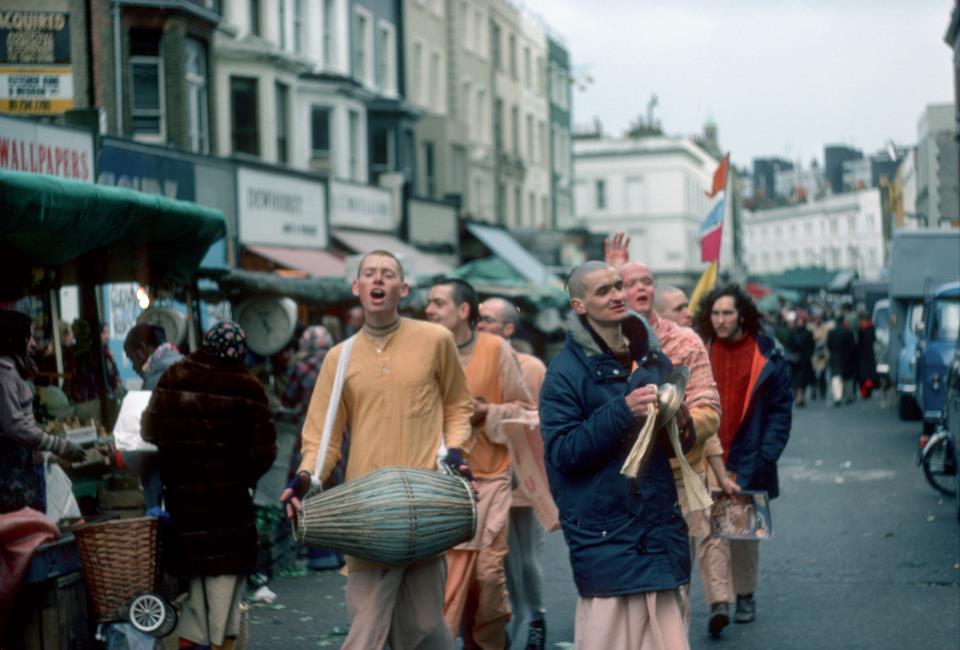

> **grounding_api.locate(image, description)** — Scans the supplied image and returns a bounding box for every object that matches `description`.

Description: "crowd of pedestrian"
[1,234,830,650]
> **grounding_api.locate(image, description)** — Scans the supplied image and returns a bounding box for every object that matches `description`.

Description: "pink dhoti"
[574,589,689,650]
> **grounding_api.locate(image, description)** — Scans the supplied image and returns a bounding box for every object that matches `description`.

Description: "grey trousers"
[505,506,545,647]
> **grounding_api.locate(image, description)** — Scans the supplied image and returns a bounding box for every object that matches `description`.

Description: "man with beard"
[693,284,792,628]
[540,261,694,649]
[281,251,473,650]
[426,280,534,649]
[477,297,549,649]
[604,234,738,637]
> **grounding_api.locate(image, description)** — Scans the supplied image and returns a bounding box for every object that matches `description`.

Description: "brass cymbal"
[657,365,690,426]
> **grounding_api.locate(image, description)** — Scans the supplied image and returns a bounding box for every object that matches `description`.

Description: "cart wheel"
[128,592,177,638]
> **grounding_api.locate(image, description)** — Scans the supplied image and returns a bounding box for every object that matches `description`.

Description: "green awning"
[0,170,225,295]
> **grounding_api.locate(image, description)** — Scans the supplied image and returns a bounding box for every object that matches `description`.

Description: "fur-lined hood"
[564,310,661,359]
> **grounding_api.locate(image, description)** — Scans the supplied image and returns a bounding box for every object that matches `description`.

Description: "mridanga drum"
[293,467,477,566]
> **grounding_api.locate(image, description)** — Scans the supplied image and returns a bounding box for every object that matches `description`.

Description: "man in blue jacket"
[540,261,694,649]
[693,284,792,630]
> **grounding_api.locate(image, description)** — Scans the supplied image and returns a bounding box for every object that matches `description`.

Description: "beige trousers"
[344,555,453,650]
[574,589,689,650]
[175,574,244,647]
[730,539,759,595]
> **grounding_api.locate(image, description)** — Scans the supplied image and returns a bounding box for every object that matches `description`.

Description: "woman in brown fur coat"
[142,322,277,650]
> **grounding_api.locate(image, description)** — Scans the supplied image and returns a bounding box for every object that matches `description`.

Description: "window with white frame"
[275,82,289,163]
[514,186,522,225]
[310,106,331,163]
[508,34,517,79]
[294,0,305,53]
[353,7,373,85]
[230,76,259,155]
[476,87,486,142]
[524,46,531,88]
[323,0,337,67]
[451,145,466,194]
[525,113,533,161]
[249,0,261,36]
[349,109,362,180]
[411,40,423,105]
[528,192,535,227]
[461,79,471,124]
[596,179,606,210]
[429,50,441,111]
[475,9,484,57]
[184,38,208,154]
[422,141,436,197]
[511,105,519,155]
[536,56,545,94]
[542,195,549,226]
[537,120,545,165]
[130,28,164,141]
[376,22,396,95]
[461,1,471,50]
[279,0,287,49]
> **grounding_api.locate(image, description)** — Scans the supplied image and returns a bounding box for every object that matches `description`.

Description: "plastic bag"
[44,459,80,523]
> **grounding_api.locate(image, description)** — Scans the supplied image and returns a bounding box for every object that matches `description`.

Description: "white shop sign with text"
[237,167,328,248]
[329,180,393,232]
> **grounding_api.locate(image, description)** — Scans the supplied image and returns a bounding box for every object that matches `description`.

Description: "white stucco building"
[517,10,551,229]
[573,134,720,281]
[743,189,886,280]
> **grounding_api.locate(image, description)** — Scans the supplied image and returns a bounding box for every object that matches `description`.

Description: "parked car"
[943,342,960,521]
[915,282,960,432]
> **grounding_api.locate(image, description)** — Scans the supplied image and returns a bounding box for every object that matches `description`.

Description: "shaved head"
[481,297,519,325]
[566,261,614,299]
[654,285,683,313]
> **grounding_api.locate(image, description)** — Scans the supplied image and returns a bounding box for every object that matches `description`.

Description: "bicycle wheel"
[922,435,958,496]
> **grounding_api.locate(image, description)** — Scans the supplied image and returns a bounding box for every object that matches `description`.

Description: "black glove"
[43,435,87,463]
[443,448,475,484]
[283,471,312,501]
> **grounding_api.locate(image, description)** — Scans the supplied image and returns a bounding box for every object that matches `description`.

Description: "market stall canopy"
[750,267,841,293]
[465,222,560,287]
[0,170,225,295]
[245,244,347,278]
[195,268,354,306]
[332,229,452,280]
[452,256,569,332]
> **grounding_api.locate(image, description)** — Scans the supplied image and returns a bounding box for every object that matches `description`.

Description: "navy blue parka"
[540,312,693,597]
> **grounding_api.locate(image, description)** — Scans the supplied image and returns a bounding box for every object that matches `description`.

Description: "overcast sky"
[539,0,955,169]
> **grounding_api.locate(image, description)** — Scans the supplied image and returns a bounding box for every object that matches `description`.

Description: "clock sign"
[137,307,187,347]
[235,297,298,356]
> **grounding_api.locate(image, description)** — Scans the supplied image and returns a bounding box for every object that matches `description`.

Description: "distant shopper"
[694,284,793,629]
[142,322,277,650]
[808,312,831,401]
[123,323,183,391]
[855,308,878,399]
[827,310,857,405]
[785,312,815,407]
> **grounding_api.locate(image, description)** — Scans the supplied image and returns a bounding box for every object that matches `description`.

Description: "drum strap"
[311,335,357,486]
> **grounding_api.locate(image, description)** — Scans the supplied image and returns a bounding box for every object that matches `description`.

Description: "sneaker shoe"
[526,618,546,650]
[734,594,756,623]
[708,602,729,638]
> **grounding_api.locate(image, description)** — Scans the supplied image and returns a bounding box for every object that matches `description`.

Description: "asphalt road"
[247,396,960,649]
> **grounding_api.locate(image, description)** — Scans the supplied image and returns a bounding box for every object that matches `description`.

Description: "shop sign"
[97,142,196,201]
[0,113,92,180]
[237,166,328,248]
[329,180,393,231]
[0,12,72,115]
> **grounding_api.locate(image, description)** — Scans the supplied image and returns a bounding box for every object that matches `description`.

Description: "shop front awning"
[465,223,558,287]
[332,229,452,279]
[0,170,225,293]
[245,244,346,278]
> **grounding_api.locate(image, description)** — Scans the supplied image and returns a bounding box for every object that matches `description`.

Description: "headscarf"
[203,321,248,361]
[297,325,333,356]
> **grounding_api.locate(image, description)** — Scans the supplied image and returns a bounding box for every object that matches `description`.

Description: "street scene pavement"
[246,397,959,649]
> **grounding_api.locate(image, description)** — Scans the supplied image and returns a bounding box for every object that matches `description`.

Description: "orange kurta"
[444,331,534,649]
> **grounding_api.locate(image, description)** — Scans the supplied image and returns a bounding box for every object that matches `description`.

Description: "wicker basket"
[73,517,160,623]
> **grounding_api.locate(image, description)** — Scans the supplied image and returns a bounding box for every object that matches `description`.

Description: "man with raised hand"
[540,261,694,649]
[605,232,738,638]
[281,251,473,650]
[427,280,534,650]
[477,297,549,649]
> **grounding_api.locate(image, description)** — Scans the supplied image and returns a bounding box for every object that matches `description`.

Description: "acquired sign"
[0,11,72,115]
